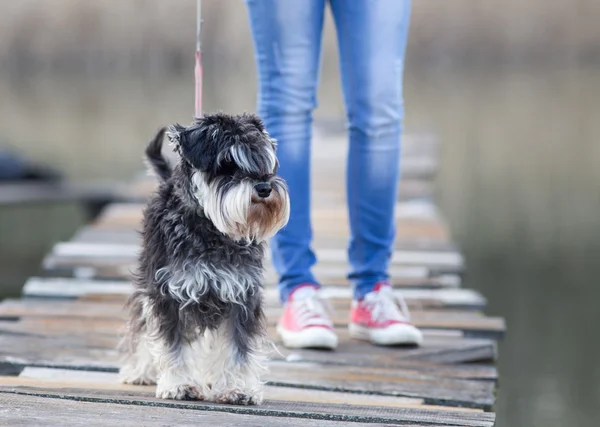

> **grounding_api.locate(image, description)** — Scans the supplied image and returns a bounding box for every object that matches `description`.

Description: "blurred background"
[0,1,599,425]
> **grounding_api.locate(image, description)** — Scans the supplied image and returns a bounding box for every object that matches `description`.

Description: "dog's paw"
[156,384,204,400]
[214,389,263,405]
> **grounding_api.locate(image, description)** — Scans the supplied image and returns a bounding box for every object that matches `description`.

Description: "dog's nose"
[254,183,272,198]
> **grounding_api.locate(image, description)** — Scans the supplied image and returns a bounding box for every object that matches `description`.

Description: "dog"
[118,113,290,405]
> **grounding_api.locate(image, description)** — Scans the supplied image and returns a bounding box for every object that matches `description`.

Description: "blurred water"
[0,63,599,427]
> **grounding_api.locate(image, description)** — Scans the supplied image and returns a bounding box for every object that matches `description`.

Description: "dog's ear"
[242,113,265,132]
[168,122,215,172]
[166,124,186,156]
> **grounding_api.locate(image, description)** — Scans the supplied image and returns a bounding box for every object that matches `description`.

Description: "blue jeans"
[246,0,412,301]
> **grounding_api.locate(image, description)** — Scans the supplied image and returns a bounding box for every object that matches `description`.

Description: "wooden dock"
[0,133,504,426]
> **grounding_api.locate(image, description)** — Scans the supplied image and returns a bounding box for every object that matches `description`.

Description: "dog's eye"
[219,160,237,176]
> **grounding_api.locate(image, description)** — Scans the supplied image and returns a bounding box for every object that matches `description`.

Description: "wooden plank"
[0,302,486,326]
[262,270,462,290]
[264,309,504,338]
[45,236,462,288]
[18,367,424,408]
[91,201,447,235]
[0,318,497,382]
[0,303,504,338]
[264,363,495,410]
[277,338,497,366]
[0,317,499,368]
[0,325,496,372]
[89,210,448,242]
[48,242,464,270]
[0,298,127,320]
[0,389,495,426]
[18,350,496,381]
[91,213,449,239]
[23,278,134,298]
[44,243,464,280]
[71,227,457,253]
[0,392,447,427]
[0,350,495,409]
[0,314,458,337]
[17,367,488,413]
[21,278,487,310]
[43,256,462,286]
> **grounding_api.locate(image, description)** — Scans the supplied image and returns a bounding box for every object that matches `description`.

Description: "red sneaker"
[349,283,423,346]
[276,285,338,349]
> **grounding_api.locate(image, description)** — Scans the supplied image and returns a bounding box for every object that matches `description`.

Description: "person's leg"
[246,0,326,303]
[329,0,412,300]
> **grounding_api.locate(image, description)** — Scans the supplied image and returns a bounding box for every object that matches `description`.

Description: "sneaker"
[349,282,423,346]
[276,284,338,350]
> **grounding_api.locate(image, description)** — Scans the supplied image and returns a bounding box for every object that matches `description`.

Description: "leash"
[194,0,203,117]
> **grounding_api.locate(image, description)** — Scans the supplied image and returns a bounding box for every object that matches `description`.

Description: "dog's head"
[167,113,290,242]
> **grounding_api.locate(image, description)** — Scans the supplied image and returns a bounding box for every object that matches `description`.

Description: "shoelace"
[363,286,411,323]
[291,289,334,328]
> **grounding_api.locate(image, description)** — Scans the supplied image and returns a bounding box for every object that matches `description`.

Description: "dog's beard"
[192,172,290,242]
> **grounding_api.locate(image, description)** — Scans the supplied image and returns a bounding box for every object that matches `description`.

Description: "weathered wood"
[14,367,490,412]
[0,312,482,339]
[0,128,504,425]
[0,298,127,320]
[21,278,487,310]
[43,257,462,286]
[71,225,457,252]
[0,325,497,374]
[88,213,449,246]
[277,338,497,366]
[46,242,464,272]
[0,361,494,410]
[264,310,504,338]
[44,236,462,288]
[0,321,496,382]
[0,389,495,426]
[0,299,503,339]
[0,318,498,368]
[90,202,448,237]
[0,392,462,427]
[18,358,496,384]
[17,367,427,408]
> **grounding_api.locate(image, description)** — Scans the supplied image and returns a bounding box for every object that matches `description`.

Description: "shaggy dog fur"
[118,113,290,405]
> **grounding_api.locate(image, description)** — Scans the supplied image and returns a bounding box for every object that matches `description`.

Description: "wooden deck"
[0,133,503,426]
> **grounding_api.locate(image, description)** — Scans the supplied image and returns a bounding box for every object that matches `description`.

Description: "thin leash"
[194,0,203,118]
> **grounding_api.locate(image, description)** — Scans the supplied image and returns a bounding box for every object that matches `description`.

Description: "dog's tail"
[145,127,171,181]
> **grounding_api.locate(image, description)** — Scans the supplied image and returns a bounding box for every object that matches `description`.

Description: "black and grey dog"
[119,113,290,405]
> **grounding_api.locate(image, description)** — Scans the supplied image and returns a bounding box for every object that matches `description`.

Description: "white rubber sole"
[348,322,423,346]
[276,324,338,350]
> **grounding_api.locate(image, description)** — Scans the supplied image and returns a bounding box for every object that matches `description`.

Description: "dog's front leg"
[206,304,267,405]
[146,306,205,400]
